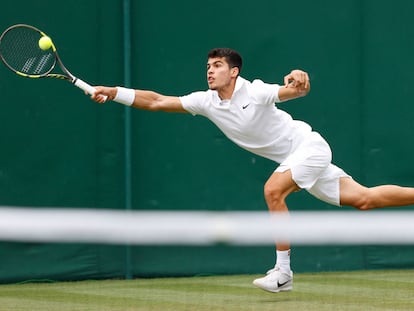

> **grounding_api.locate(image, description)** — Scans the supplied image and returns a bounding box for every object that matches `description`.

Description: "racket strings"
[0,26,55,76]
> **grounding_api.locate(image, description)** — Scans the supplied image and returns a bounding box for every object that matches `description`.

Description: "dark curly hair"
[207,48,242,73]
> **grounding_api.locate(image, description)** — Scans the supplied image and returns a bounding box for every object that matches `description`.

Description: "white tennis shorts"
[275,132,350,206]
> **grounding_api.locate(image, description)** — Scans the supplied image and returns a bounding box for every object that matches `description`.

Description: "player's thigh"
[265,170,300,198]
[339,177,368,207]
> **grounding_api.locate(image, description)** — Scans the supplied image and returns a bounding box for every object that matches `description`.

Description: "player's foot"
[253,266,293,293]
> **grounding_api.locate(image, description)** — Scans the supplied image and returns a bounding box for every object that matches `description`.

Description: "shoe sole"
[252,280,293,293]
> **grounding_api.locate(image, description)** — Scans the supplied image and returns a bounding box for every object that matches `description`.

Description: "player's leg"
[253,133,332,293]
[263,169,300,250]
[253,169,299,293]
[340,177,414,209]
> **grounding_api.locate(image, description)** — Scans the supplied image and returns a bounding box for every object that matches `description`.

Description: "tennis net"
[0,207,412,245]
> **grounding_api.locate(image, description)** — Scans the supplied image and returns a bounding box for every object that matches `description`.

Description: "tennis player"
[92,48,414,293]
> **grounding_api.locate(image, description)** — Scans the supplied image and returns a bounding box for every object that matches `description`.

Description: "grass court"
[0,269,413,310]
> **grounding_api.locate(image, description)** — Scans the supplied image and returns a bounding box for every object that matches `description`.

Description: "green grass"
[0,270,414,311]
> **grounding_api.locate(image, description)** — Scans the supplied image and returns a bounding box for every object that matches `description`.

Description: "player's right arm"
[92,86,187,113]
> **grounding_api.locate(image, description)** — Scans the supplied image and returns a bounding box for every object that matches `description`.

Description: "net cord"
[0,207,412,245]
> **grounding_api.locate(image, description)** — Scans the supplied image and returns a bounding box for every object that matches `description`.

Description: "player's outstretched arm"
[278,69,311,102]
[91,86,187,113]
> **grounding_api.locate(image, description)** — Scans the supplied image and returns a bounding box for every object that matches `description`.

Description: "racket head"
[0,24,60,78]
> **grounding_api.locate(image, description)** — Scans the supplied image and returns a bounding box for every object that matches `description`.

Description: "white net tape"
[0,207,412,245]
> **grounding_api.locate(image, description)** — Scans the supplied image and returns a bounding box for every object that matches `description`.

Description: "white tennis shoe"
[253,266,293,293]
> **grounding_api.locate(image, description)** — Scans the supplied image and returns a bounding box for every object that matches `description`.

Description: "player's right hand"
[92,86,117,104]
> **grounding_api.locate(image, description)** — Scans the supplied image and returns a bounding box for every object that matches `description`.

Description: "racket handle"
[74,78,107,101]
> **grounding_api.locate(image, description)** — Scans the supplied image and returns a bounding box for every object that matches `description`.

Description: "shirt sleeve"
[179,91,209,116]
[251,79,281,104]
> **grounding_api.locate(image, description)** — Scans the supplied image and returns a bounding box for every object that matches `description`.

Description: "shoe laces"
[266,265,280,275]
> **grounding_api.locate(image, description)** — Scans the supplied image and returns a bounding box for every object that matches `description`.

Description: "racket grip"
[74,78,107,101]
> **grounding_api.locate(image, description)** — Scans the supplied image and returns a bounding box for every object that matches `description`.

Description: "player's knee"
[264,183,286,205]
[351,193,373,210]
[341,181,374,210]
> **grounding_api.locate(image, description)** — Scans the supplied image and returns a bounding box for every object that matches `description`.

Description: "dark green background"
[0,0,413,283]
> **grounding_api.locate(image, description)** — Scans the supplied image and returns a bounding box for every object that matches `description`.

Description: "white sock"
[276,249,291,273]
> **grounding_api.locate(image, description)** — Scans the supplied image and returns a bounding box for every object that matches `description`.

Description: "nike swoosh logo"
[242,104,250,109]
[277,281,289,287]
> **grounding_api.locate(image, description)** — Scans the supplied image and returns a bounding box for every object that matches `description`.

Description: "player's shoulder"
[189,89,216,103]
[240,77,271,91]
[242,78,274,94]
[181,89,210,100]
[180,89,215,113]
[249,78,280,91]
[243,78,281,104]
[251,78,268,86]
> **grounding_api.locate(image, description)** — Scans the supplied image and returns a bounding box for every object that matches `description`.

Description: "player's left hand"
[284,70,310,96]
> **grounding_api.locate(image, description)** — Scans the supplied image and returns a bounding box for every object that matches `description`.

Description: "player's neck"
[217,82,236,100]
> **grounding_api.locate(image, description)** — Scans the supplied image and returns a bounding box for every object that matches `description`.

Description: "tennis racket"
[0,24,103,98]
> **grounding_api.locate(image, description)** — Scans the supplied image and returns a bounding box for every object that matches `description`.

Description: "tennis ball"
[38,36,52,51]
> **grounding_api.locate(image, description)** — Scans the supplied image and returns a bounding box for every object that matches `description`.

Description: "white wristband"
[114,87,135,106]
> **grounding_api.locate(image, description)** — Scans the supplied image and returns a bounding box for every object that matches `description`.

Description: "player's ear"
[231,66,239,77]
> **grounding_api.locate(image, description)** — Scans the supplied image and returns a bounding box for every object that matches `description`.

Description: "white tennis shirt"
[180,76,313,164]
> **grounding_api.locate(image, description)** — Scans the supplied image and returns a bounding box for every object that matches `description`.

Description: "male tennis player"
[92,48,414,293]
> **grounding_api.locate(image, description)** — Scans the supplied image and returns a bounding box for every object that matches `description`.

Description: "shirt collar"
[211,76,247,104]
[234,76,247,94]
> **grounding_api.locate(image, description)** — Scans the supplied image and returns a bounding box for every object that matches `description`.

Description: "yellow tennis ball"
[38,36,52,50]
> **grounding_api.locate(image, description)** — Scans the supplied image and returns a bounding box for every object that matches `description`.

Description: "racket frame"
[0,24,98,95]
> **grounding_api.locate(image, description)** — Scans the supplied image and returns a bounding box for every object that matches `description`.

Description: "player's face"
[206,57,237,91]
